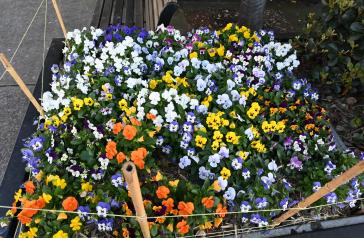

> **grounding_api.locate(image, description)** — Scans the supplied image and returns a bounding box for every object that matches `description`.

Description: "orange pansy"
[156,186,170,199]
[62,196,78,211]
[123,125,137,140]
[176,220,190,234]
[162,198,174,212]
[113,122,123,135]
[178,202,194,217]
[24,181,35,194]
[216,203,227,218]
[106,141,117,159]
[201,196,214,209]
[116,152,126,164]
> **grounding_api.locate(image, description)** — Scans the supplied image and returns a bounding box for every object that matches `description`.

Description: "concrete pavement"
[0,0,98,184]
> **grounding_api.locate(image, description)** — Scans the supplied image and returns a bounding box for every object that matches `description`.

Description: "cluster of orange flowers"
[152,185,228,235]
[17,198,45,224]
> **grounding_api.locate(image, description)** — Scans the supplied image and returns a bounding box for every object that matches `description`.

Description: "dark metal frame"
[0,38,64,238]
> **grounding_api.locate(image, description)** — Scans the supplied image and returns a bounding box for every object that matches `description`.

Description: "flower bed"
[4,24,364,237]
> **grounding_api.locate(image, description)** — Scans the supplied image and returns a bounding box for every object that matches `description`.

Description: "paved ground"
[0,0,97,184]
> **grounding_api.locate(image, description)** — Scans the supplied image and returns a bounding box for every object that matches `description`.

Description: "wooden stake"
[0,53,45,117]
[51,0,67,38]
[122,162,151,238]
[273,160,364,227]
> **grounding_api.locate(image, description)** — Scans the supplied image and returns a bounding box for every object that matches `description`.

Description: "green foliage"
[294,0,364,92]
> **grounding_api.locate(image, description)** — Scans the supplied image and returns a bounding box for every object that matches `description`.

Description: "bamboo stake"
[273,160,364,227]
[0,53,45,117]
[122,162,151,238]
[51,0,67,38]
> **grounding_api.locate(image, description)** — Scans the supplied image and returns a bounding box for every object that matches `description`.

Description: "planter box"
[0,38,64,238]
[0,38,363,238]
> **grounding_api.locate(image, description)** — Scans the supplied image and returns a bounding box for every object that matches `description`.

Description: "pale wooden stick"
[0,53,45,117]
[122,162,151,238]
[273,160,364,226]
[51,0,67,38]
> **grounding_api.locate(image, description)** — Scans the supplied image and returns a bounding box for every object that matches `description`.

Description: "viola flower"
[111,172,124,187]
[289,156,303,171]
[255,197,268,209]
[242,214,249,223]
[231,157,243,170]
[325,192,337,204]
[280,197,289,211]
[169,121,179,132]
[208,154,221,168]
[240,201,252,212]
[77,206,90,220]
[28,137,45,152]
[242,168,251,180]
[97,218,114,231]
[261,172,276,189]
[223,187,236,201]
[179,156,191,169]
[162,145,172,154]
[96,202,110,217]
[324,161,336,175]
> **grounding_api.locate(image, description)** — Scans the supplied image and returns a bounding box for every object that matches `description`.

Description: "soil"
[179,0,322,38]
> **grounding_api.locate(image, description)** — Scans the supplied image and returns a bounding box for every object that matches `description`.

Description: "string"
[41,0,48,98]
[0,0,46,82]
[1,197,363,220]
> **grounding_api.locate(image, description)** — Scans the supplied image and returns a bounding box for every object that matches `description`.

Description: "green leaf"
[80,149,95,166]
[151,225,158,236]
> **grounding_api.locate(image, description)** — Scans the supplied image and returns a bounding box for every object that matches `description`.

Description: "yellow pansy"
[162,71,173,83]
[53,178,67,189]
[189,52,198,59]
[169,179,179,187]
[83,97,94,106]
[223,23,233,31]
[155,171,163,181]
[216,44,225,57]
[63,107,71,116]
[228,34,238,42]
[226,131,239,144]
[167,223,174,232]
[70,216,82,231]
[42,193,52,203]
[220,167,231,180]
[35,171,43,182]
[211,140,220,151]
[195,135,207,148]
[213,131,223,141]
[51,115,60,127]
[72,98,84,111]
[149,79,158,89]
[60,115,68,122]
[237,151,249,160]
[53,230,68,238]
[105,93,113,101]
[208,48,216,57]
[118,99,128,110]
[81,182,93,192]
[14,189,22,202]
